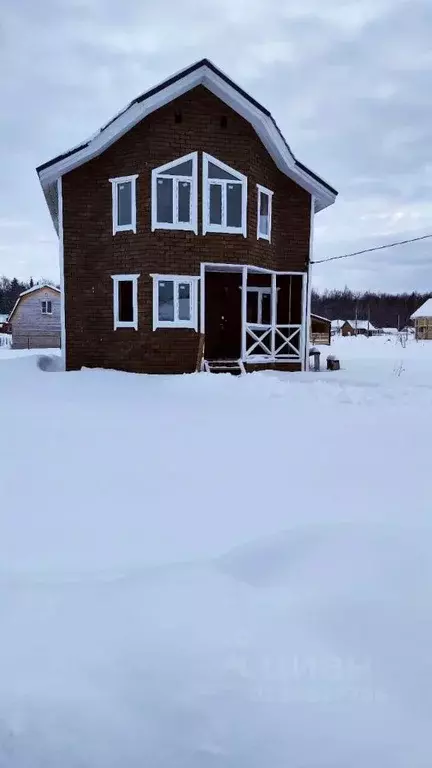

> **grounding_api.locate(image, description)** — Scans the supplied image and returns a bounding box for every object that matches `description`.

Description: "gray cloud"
[0,0,431,291]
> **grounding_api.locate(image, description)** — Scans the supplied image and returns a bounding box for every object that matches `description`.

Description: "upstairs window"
[111,274,140,330]
[110,175,138,235]
[203,153,247,237]
[151,152,198,233]
[257,185,273,242]
[41,300,52,315]
[151,274,199,330]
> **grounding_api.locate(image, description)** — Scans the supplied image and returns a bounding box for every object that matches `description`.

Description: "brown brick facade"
[62,86,311,373]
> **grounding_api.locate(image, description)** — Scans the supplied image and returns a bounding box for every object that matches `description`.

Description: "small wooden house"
[310,314,331,345]
[9,284,61,349]
[341,320,376,337]
[411,299,432,340]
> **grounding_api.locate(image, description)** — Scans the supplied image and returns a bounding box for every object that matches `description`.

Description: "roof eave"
[37,61,338,226]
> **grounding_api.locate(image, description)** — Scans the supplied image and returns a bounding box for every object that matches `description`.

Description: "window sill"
[152,222,197,233]
[257,233,271,243]
[113,225,136,235]
[154,321,197,331]
[205,225,246,237]
[114,322,138,330]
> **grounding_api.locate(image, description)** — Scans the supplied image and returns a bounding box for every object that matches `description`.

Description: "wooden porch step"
[203,359,246,375]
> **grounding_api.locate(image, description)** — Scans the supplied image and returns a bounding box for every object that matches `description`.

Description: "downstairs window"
[111,274,140,330]
[151,275,199,330]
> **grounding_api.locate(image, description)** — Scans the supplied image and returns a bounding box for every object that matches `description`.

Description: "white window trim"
[247,286,272,325]
[109,175,138,235]
[41,299,53,315]
[256,184,273,242]
[111,274,140,330]
[151,152,198,233]
[151,274,199,331]
[202,153,247,237]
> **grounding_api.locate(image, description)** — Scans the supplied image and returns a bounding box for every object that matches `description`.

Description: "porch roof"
[202,262,305,275]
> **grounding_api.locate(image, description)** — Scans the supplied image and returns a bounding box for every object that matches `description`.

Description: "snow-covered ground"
[1,337,431,767]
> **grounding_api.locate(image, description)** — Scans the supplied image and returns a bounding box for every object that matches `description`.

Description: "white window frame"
[151,152,198,233]
[109,175,138,235]
[151,274,199,331]
[256,184,273,242]
[41,299,53,315]
[111,274,140,330]
[202,153,247,237]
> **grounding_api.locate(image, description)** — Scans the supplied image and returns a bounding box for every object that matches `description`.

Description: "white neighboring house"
[410,298,432,340]
[8,284,61,349]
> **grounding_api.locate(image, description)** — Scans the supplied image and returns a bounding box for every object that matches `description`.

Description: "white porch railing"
[245,323,302,360]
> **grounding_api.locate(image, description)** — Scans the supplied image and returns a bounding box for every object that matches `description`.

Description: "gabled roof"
[8,284,60,322]
[344,320,376,331]
[411,298,432,319]
[311,313,331,324]
[331,319,345,329]
[36,59,337,233]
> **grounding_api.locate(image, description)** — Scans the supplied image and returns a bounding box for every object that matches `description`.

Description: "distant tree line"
[312,288,430,330]
[0,277,32,314]
[0,276,58,315]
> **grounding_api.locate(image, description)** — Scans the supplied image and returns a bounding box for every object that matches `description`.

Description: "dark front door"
[205,272,241,359]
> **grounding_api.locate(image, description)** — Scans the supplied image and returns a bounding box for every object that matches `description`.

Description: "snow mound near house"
[37,353,64,372]
[1,338,432,767]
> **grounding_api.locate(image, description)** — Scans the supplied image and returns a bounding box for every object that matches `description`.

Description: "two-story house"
[37,59,337,374]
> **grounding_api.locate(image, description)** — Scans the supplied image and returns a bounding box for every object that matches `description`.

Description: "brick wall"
[62,86,311,373]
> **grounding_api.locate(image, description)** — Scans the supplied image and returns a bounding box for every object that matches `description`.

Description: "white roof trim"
[411,298,432,319]
[37,61,337,233]
[19,283,60,298]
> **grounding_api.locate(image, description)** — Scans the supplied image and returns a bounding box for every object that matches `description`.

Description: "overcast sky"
[1,0,431,292]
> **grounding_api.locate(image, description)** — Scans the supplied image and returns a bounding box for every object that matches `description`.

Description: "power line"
[312,232,432,265]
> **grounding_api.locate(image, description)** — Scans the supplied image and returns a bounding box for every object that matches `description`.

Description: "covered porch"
[200,262,308,372]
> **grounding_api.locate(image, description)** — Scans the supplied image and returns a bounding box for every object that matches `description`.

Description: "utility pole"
[355,304,358,336]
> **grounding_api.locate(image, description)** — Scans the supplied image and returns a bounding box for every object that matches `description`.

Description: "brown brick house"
[36,59,337,374]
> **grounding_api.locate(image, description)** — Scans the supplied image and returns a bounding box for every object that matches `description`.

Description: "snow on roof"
[345,320,376,331]
[0,314,8,323]
[8,283,60,322]
[18,283,60,298]
[411,298,432,319]
[311,313,330,323]
[331,319,345,329]
[381,327,399,333]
